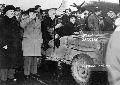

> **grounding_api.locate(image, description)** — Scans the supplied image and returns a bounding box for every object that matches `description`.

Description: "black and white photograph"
[0,0,120,85]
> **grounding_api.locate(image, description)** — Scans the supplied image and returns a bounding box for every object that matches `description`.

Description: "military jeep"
[43,32,110,85]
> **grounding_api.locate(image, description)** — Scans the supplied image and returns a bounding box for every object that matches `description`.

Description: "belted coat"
[21,17,43,56]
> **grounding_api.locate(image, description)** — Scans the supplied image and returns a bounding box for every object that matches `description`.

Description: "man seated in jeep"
[55,15,77,38]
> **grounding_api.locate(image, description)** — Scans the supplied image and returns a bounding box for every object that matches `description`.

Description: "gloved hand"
[3,45,8,49]
[55,34,59,39]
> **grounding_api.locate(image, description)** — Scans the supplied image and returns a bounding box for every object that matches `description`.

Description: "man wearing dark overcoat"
[0,5,22,82]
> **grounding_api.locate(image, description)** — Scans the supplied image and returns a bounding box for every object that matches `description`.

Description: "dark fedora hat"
[27,8,37,13]
[35,5,41,9]
[15,7,21,11]
[69,15,77,19]
[21,10,29,15]
[3,5,16,14]
[93,7,101,12]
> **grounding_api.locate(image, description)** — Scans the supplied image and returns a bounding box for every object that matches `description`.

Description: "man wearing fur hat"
[0,5,23,82]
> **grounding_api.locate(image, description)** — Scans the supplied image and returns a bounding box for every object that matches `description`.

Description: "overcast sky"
[1,0,119,10]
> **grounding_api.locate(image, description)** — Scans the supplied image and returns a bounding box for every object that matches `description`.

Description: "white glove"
[3,45,8,49]
[55,34,59,39]
[55,23,62,29]
[37,58,39,62]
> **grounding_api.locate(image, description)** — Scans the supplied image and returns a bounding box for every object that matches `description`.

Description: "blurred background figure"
[116,12,120,18]
[61,8,71,25]
[14,7,22,22]
[42,11,47,20]
[75,8,90,32]
[0,4,5,16]
[88,7,102,34]
[104,11,116,32]
[106,18,120,85]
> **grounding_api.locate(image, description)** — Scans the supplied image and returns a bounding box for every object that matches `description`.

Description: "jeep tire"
[71,53,93,85]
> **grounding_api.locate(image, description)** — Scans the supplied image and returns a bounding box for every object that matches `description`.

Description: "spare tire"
[71,53,94,85]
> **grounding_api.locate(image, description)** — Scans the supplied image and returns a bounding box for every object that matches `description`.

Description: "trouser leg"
[54,39,60,48]
[31,57,37,74]
[7,69,15,79]
[37,57,42,67]
[24,56,31,76]
[0,69,8,81]
[57,61,63,75]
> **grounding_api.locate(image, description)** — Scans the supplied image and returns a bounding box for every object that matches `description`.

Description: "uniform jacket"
[88,13,100,33]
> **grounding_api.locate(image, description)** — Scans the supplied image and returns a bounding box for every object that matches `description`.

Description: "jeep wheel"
[71,54,93,85]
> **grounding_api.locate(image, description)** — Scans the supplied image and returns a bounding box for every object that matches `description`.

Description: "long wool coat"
[21,17,43,56]
[105,26,120,85]
[0,16,23,69]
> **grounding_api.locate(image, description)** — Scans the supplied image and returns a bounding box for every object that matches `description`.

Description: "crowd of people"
[0,3,120,85]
